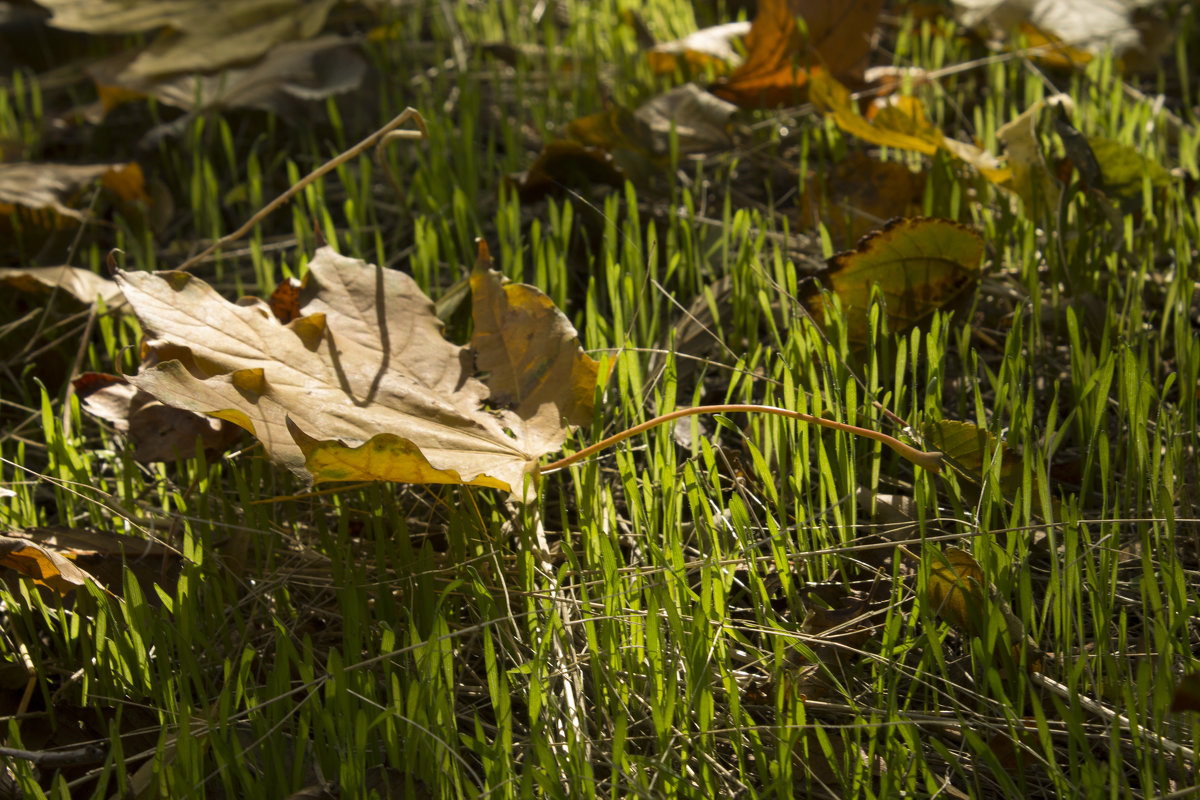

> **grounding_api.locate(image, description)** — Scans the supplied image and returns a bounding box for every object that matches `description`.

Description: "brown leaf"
[711,0,885,107]
[41,0,338,82]
[116,246,602,498]
[74,373,242,463]
[0,266,124,307]
[84,35,365,120]
[925,545,985,633]
[795,151,925,246]
[0,162,147,221]
[268,277,303,323]
[0,536,99,596]
[803,217,983,344]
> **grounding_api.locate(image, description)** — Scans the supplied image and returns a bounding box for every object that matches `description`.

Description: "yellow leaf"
[803,217,983,344]
[926,545,985,633]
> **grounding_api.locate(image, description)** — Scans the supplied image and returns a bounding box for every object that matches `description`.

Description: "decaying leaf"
[0,535,99,595]
[810,70,1011,184]
[116,244,603,498]
[925,545,985,632]
[802,217,984,344]
[39,0,338,82]
[84,35,366,121]
[74,373,242,463]
[711,0,885,107]
[795,151,926,246]
[0,162,147,222]
[0,266,124,307]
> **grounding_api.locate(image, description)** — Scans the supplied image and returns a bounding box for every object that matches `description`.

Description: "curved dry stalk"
[540,404,943,475]
[176,108,428,273]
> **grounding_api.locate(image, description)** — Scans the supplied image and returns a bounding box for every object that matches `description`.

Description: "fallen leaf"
[0,162,147,221]
[925,545,985,632]
[633,83,739,154]
[802,217,984,344]
[795,151,926,246]
[84,35,365,121]
[73,373,242,463]
[712,0,885,107]
[0,535,99,595]
[647,21,750,76]
[40,0,338,82]
[514,140,625,202]
[0,266,124,307]
[811,70,1011,184]
[711,0,806,107]
[116,244,602,498]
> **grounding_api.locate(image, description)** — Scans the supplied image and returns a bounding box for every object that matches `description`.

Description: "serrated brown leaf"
[116,246,601,498]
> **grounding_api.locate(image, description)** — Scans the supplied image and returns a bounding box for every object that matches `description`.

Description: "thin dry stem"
[175,108,428,273]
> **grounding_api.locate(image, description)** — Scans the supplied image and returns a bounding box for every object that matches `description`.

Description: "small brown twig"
[175,107,428,273]
[540,404,943,475]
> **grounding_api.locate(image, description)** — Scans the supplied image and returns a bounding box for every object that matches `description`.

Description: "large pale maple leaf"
[115,244,601,498]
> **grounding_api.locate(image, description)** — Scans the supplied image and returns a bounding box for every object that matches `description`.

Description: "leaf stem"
[540,404,943,475]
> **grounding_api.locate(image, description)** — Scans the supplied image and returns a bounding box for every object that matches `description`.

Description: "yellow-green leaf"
[926,545,985,633]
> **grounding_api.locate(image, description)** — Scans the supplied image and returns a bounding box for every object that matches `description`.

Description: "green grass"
[1,1,1199,798]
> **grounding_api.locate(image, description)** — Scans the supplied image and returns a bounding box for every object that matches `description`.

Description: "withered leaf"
[925,545,985,633]
[117,245,602,498]
[0,266,124,308]
[0,535,99,596]
[803,217,983,344]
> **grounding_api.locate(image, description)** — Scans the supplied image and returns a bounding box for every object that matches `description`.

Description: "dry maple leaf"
[116,245,602,498]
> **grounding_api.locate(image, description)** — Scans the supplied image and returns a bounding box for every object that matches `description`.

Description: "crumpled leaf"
[0,266,124,307]
[0,162,147,221]
[803,217,984,344]
[0,535,99,595]
[711,0,885,107]
[74,372,242,463]
[996,94,1074,212]
[39,0,338,82]
[925,545,985,633]
[116,245,602,498]
[83,35,365,121]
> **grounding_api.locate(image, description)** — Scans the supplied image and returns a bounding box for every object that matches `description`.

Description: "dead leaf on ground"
[5,526,179,600]
[811,70,1011,184]
[711,0,885,107]
[647,21,750,76]
[116,243,603,498]
[0,162,147,222]
[40,0,338,82]
[1170,673,1200,713]
[0,266,124,307]
[268,277,303,323]
[925,545,985,633]
[520,85,737,195]
[0,535,100,596]
[74,372,243,463]
[82,35,365,123]
[802,217,984,345]
[795,151,926,246]
[996,94,1073,212]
